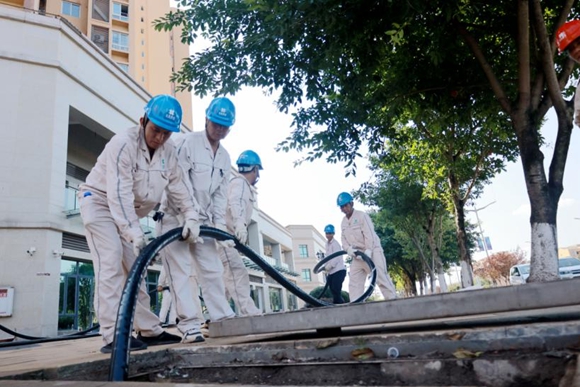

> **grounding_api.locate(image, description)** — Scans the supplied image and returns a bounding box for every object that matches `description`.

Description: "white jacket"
[341,209,382,253]
[325,238,346,274]
[80,126,197,243]
[161,131,231,226]
[225,176,254,232]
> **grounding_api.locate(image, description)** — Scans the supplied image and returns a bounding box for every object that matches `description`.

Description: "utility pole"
[466,201,496,259]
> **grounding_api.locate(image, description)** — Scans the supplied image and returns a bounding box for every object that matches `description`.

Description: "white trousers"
[80,194,162,345]
[218,246,261,316]
[156,214,234,334]
[159,289,177,325]
[349,247,397,301]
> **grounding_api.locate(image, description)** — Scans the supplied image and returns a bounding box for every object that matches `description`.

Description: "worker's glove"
[363,249,372,258]
[182,219,204,244]
[132,234,147,257]
[346,246,356,258]
[234,221,248,244]
[215,223,236,248]
[217,239,236,249]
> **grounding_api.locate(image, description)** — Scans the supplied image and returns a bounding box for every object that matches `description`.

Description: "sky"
[187,87,580,262]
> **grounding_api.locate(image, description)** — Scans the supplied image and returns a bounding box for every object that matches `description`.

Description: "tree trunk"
[426,217,448,292]
[512,115,560,282]
[448,176,474,287]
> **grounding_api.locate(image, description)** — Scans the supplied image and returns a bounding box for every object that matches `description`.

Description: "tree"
[156,0,579,282]
[357,170,461,293]
[473,249,528,286]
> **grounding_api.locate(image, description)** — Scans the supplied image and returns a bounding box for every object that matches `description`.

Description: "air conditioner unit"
[93,35,105,43]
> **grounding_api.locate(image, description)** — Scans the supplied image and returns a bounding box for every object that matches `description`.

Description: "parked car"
[509,264,530,285]
[557,257,580,279]
[509,257,580,284]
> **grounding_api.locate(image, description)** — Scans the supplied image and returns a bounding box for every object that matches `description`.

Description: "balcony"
[64,186,80,217]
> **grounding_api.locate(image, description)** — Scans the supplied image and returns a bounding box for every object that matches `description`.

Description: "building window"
[117,62,129,72]
[112,2,129,21]
[92,0,110,22]
[91,26,109,53]
[301,269,312,282]
[62,1,80,17]
[112,31,129,52]
[298,244,309,258]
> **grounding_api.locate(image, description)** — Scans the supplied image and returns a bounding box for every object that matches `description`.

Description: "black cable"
[110,226,377,381]
[313,250,377,303]
[0,323,99,342]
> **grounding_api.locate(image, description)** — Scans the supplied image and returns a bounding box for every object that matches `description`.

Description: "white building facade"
[0,6,311,339]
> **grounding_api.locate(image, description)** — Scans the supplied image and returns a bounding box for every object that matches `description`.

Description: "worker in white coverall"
[322,224,347,304]
[156,97,237,344]
[556,21,580,128]
[157,264,177,326]
[218,150,263,316]
[337,192,397,301]
[78,95,202,354]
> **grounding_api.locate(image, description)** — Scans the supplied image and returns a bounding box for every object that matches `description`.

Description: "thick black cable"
[0,323,99,342]
[313,250,377,304]
[110,226,377,381]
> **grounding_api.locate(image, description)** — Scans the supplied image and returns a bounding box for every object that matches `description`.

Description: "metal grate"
[62,232,90,253]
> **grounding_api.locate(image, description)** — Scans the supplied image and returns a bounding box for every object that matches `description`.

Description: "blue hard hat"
[237,150,263,173]
[144,94,182,133]
[337,192,353,206]
[206,97,236,127]
[324,224,335,234]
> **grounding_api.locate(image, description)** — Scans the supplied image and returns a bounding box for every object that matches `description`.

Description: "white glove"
[234,221,248,244]
[363,249,372,258]
[214,223,235,248]
[132,234,147,257]
[217,239,236,249]
[346,246,356,258]
[182,219,203,244]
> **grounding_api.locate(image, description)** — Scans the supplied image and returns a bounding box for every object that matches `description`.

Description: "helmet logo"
[218,107,227,117]
[558,31,567,44]
[165,109,177,122]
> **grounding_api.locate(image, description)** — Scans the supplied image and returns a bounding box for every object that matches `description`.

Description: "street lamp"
[466,200,496,259]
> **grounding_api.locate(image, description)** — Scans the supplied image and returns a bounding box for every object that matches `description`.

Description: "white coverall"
[79,126,198,345]
[158,265,177,325]
[218,176,261,316]
[341,209,397,301]
[156,131,235,335]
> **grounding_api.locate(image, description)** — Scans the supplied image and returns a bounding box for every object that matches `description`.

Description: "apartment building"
[0,5,304,339]
[0,0,193,128]
[286,225,327,307]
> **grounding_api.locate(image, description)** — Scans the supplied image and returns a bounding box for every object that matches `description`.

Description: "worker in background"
[337,192,397,301]
[218,150,263,316]
[156,97,237,344]
[322,224,347,304]
[157,264,177,327]
[78,95,202,354]
[556,20,580,128]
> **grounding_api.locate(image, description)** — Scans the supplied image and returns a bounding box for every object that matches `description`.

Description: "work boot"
[136,331,181,346]
[100,337,147,354]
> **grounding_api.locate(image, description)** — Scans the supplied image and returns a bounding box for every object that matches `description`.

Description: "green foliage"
[309,285,350,303]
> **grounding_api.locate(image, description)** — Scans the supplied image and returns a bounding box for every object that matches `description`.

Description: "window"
[62,1,80,17]
[92,0,109,22]
[298,244,309,258]
[117,62,129,72]
[91,26,109,53]
[301,269,312,282]
[112,31,129,52]
[112,2,129,21]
